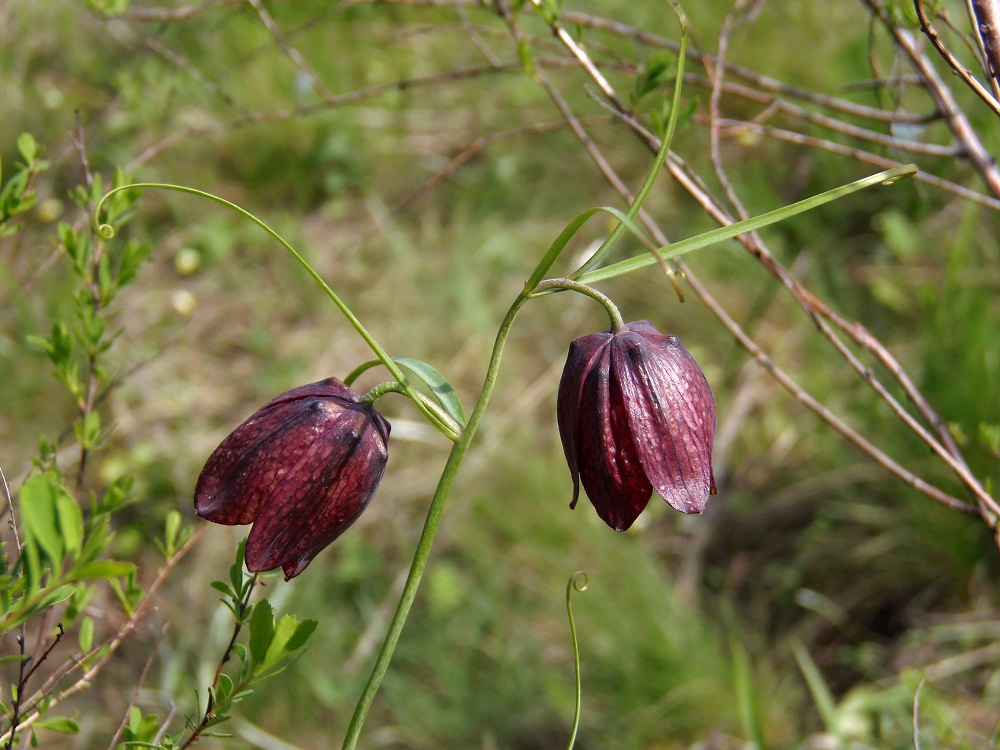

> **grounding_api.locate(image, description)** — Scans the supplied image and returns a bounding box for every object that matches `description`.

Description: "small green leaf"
[162,510,182,557]
[33,584,76,611]
[259,614,317,673]
[128,705,142,733]
[34,716,79,734]
[73,411,101,451]
[393,357,466,427]
[230,540,247,592]
[99,475,133,512]
[118,239,152,287]
[210,580,235,598]
[517,39,537,78]
[97,252,114,303]
[231,642,248,666]
[55,490,84,558]
[78,616,94,652]
[248,599,275,669]
[17,133,38,163]
[68,559,135,581]
[19,474,64,569]
[216,673,233,703]
[78,304,107,351]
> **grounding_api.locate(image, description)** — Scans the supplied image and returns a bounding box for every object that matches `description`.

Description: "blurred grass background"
[2,0,1000,747]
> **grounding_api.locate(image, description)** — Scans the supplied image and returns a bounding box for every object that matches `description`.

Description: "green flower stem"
[532,278,626,332]
[341,290,532,750]
[92,184,440,429]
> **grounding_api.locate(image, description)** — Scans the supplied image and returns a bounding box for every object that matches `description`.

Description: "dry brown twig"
[970,0,1000,98]
[912,0,1000,117]
[863,0,1000,197]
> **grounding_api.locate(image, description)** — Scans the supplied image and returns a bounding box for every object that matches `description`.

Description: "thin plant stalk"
[340,290,531,749]
[92,185,444,433]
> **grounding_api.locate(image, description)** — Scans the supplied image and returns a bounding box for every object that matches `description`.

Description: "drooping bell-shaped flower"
[195,377,390,579]
[557,320,716,531]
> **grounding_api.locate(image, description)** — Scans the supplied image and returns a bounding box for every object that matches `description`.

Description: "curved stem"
[92,183,439,428]
[341,291,532,749]
[532,278,626,332]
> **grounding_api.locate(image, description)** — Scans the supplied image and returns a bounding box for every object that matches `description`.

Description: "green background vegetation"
[2,0,999,747]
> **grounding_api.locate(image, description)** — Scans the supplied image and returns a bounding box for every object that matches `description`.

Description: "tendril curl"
[565,570,588,750]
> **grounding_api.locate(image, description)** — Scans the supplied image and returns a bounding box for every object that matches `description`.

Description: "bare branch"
[971,0,1000,96]
[913,0,1000,116]
[864,0,1000,197]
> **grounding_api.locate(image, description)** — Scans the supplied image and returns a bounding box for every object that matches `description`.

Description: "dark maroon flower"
[557,320,716,531]
[195,377,390,579]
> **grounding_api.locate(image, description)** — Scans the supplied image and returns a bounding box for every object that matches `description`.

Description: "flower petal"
[245,405,388,579]
[556,331,612,510]
[577,342,652,530]
[614,327,716,514]
[194,401,331,525]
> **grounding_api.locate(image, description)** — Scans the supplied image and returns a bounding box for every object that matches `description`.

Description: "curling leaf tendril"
[565,571,588,750]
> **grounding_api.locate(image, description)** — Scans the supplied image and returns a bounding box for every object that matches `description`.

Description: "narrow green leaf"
[791,639,842,740]
[128,705,142,733]
[731,636,768,750]
[77,513,112,564]
[229,562,244,595]
[575,165,918,285]
[517,38,537,78]
[248,599,275,670]
[524,207,601,291]
[73,411,101,450]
